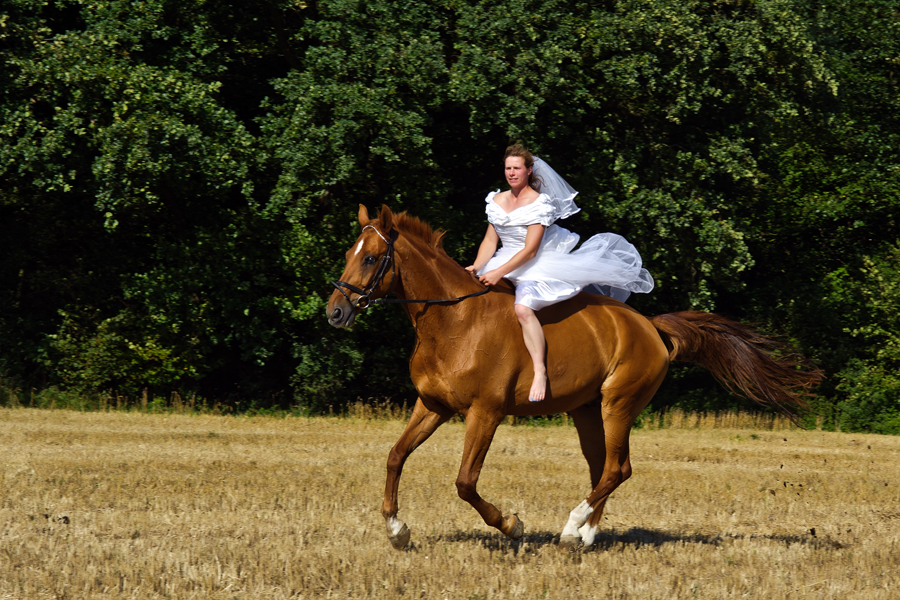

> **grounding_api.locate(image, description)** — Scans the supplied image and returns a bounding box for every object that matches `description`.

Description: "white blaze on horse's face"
[353,238,365,256]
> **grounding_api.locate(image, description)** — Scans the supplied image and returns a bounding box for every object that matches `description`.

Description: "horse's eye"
[364,255,377,266]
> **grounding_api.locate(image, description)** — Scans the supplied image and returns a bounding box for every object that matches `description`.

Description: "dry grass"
[1,407,899,599]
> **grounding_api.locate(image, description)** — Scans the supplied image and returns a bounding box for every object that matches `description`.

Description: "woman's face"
[505,156,531,189]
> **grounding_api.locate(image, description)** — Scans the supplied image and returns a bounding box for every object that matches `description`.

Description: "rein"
[331,225,491,310]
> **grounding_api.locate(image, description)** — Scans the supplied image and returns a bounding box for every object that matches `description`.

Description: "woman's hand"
[464,265,478,274]
[478,269,505,287]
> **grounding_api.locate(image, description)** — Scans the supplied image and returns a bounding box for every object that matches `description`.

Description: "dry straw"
[1,407,898,599]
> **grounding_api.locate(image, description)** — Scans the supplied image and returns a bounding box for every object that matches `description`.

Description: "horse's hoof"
[558,535,583,552]
[387,522,410,550]
[578,523,599,547]
[503,514,525,540]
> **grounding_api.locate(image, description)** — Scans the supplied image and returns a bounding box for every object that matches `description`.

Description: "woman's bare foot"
[514,304,548,402]
[529,369,548,402]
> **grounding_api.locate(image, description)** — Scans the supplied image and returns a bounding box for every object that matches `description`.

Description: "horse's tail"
[650,311,822,424]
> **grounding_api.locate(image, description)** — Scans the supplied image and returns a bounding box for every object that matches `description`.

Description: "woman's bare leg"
[514,304,547,401]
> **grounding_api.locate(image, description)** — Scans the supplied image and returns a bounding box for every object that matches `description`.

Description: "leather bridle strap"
[379,286,490,305]
[330,225,490,309]
[331,225,396,310]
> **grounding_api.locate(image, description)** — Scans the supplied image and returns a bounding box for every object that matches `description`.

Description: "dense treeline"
[1,0,898,431]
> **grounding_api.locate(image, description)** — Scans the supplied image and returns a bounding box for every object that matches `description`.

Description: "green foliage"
[821,245,900,433]
[47,303,204,396]
[0,0,302,402]
[1,0,899,429]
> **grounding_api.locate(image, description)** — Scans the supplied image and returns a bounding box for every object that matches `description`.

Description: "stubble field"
[1,406,898,599]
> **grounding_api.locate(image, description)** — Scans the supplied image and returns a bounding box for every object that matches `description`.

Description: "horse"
[327,204,821,550]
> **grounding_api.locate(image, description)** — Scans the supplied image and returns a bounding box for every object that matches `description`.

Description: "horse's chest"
[408,342,472,411]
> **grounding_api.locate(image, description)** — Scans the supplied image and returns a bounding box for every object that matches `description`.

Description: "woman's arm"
[465,224,500,274]
[477,223,545,286]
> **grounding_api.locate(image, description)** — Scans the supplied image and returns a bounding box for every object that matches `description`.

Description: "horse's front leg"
[382,397,453,549]
[455,405,524,540]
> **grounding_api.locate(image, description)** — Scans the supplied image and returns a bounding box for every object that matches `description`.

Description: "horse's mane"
[392,211,449,255]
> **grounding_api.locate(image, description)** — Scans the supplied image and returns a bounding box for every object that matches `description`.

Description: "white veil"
[532,156,580,220]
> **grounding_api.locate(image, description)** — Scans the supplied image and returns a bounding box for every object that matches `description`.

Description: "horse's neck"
[394,235,482,325]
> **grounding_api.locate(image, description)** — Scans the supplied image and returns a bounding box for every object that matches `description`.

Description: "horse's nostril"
[331,307,343,323]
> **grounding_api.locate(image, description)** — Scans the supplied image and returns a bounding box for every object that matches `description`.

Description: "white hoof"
[578,522,599,547]
[385,516,410,550]
[560,500,593,538]
[388,523,410,549]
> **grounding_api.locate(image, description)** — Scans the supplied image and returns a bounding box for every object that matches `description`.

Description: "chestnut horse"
[327,205,820,550]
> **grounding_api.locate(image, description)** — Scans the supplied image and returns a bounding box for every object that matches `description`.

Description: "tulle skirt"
[479,227,654,310]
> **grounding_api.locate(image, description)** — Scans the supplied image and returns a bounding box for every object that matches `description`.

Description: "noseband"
[331,225,490,310]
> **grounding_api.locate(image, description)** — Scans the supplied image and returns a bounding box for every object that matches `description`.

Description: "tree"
[1,0,898,428]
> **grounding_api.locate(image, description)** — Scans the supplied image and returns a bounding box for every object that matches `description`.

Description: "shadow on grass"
[423,527,844,554]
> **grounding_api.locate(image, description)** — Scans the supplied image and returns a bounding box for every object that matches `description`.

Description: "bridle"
[331,225,490,310]
[331,225,398,310]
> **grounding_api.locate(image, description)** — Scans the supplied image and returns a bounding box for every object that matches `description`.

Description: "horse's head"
[327,204,398,328]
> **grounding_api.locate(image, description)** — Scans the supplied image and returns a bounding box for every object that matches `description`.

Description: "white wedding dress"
[477,190,654,310]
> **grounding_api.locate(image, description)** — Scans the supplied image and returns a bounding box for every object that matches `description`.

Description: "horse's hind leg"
[560,409,636,550]
[382,397,453,549]
[569,402,607,489]
[560,369,664,549]
[562,402,611,548]
[455,405,524,540]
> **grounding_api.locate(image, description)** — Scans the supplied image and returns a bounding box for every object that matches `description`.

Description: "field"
[1,407,899,599]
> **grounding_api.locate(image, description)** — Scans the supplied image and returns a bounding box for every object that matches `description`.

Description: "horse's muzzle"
[327,302,356,328]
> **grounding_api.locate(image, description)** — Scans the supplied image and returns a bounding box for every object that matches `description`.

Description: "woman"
[466,144,654,402]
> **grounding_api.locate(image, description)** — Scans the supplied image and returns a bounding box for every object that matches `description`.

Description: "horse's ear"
[378,204,394,231]
[358,204,370,228]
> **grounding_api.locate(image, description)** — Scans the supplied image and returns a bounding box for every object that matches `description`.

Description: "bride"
[465,144,654,402]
